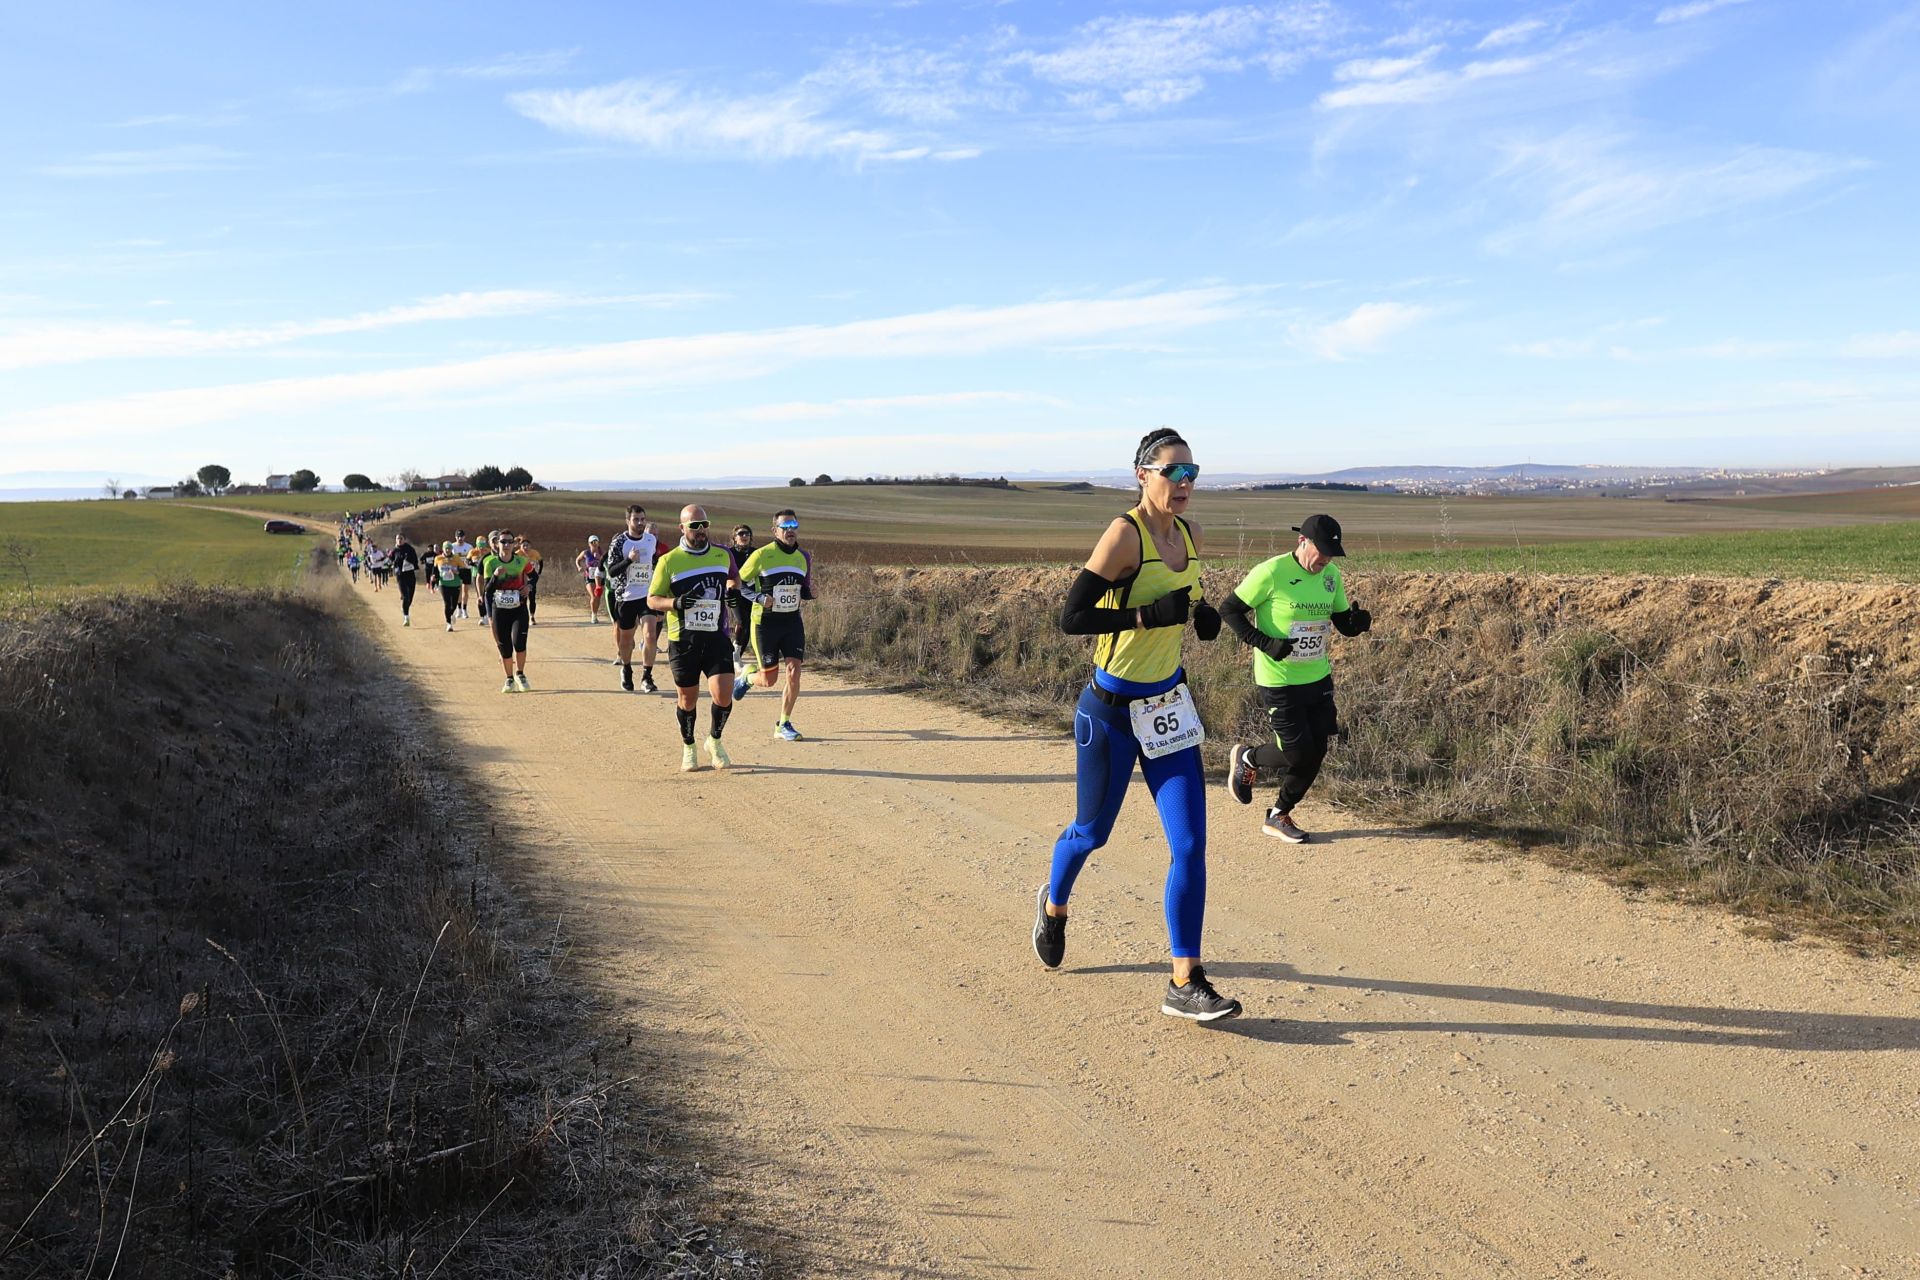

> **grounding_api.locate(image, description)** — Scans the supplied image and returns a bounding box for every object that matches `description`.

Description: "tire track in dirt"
[344,572,1920,1279]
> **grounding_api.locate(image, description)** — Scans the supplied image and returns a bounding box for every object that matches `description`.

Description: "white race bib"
[770,581,802,613]
[1286,620,1330,662]
[492,588,522,609]
[1128,682,1205,760]
[683,599,722,632]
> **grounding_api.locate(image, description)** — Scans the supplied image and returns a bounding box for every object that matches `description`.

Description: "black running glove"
[1332,607,1372,636]
[1256,633,1296,661]
[1192,600,1222,641]
[672,591,705,612]
[1137,586,1191,629]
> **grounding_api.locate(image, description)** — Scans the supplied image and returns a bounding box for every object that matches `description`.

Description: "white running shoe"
[705,737,732,770]
[514,672,530,692]
[680,743,698,772]
[500,678,516,694]
[446,622,455,632]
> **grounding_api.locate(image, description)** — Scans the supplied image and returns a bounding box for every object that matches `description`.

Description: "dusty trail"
[346,570,1920,1278]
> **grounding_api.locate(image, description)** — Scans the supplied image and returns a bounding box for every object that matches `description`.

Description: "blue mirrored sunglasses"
[775,519,800,530]
[1154,462,1201,484]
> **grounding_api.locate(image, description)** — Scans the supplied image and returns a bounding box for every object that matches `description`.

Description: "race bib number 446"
[1128,681,1205,760]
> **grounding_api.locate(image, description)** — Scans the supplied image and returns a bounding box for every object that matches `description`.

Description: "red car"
[263,519,305,534]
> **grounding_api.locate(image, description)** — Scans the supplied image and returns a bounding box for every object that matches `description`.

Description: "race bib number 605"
[1128,681,1205,760]
[771,581,802,613]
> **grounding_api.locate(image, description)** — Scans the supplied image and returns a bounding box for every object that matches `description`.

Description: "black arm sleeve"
[1060,569,1136,636]
[1219,592,1262,646]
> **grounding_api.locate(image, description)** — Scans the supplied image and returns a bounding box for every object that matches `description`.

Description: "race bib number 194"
[1128,681,1205,760]
[684,599,722,632]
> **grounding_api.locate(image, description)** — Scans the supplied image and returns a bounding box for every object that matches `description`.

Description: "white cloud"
[1841,331,1920,358]
[1318,51,1545,108]
[1291,302,1433,360]
[0,290,709,371]
[1655,0,1752,25]
[4,287,1247,438]
[736,390,1066,422]
[39,145,243,178]
[1486,130,1866,251]
[805,45,1022,123]
[510,79,905,161]
[1015,4,1335,111]
[1333,48,1440,82]
[1478,19,1548,50]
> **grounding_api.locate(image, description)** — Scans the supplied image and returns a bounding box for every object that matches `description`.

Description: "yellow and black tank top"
[1092,510,1200,686]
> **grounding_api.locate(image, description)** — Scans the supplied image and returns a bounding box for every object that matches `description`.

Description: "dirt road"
[347,572,1920,1278]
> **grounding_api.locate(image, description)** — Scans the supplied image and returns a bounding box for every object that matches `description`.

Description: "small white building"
[425,473,470,491]
[144,485,177,499]
[265,474,292,492]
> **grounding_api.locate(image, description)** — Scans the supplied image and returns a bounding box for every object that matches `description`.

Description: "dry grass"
[0,562,758,1277]
[808,565,1920,952]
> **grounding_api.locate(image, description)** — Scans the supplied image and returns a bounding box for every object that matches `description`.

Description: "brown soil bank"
[0,580,756,1277]
[810,567,1920,950]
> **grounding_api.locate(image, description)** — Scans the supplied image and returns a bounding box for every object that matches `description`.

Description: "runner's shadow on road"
[1306,826,1454,841]
[836,728,1060,744]
[1071,961,1920,1052]
[746,764,1077,785]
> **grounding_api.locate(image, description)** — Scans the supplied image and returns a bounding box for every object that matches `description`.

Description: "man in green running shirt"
[1218,514,1373,843]
[731,508,814,741]
[647,504,740,772]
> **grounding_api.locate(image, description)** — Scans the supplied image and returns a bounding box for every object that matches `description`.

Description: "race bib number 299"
[1128,681,1205,760]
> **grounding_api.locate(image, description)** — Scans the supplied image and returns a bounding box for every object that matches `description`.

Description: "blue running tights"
[1048,682,1208,958]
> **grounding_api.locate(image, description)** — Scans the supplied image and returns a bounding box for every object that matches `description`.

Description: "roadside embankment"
[0,573,756,1277]
[810,566,1920,949]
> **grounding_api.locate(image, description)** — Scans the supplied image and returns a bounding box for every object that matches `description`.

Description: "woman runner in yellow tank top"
[1031,428,1241,1022]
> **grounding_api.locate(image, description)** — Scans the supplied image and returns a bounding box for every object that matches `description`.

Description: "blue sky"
[2,0,1916,486]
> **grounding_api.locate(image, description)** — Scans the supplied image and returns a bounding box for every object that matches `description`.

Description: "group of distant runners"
[356,501,815,768]
[346,435,1370,1024]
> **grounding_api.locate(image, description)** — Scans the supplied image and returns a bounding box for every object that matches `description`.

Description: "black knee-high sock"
[709,702,732,739]
[675,707,697,745]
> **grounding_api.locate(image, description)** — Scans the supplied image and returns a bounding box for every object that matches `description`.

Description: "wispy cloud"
[1290,302,1432,360]
[0,290,709,371]
[1841,331,1920,359]
[4,287,1247,437]
[40,145,244,178]
[1014,4,1336,111]
[736,390,1066,422]
[510,79,918,161]
[1486,130,1866,251]
[1655,0,1752,26]
[1477,19,1548,50]
[395,48,579,94]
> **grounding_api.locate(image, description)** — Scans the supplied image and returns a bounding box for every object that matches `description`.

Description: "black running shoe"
[639,672,658,694]
[620,665,634,692]
[1227,743,1256,806]
[1161,965,1242,1022]
[1031,885,1066,969]
[1262,808,1309,843]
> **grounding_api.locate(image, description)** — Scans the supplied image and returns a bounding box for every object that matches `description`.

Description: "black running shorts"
[611,598,659,629]
[667,634,735,687]
[752,613,806,666]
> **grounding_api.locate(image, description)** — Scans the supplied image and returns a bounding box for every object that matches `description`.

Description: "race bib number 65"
[1128,681,1205,760]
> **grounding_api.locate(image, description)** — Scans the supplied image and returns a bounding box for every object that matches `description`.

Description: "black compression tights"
[398,573,416,614]
[441,584,460,623]
[1250,740,1329,814]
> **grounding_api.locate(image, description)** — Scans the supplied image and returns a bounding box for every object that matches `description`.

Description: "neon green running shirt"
[1232,552,1349,687]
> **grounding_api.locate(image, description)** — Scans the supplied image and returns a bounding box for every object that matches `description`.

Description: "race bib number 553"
[1128,682,1205,760]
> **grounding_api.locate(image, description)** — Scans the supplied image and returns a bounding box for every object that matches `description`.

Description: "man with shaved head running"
[647,504,741,772]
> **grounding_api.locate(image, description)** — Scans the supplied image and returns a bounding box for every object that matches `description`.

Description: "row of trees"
[110,465,538,497]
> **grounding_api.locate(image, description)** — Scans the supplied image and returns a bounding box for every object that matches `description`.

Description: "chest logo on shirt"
[1325,578,1336,594]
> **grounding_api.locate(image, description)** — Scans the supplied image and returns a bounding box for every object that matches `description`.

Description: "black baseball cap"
[1292,514,1345,557]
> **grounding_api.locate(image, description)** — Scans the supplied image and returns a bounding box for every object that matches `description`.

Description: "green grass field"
[1353,520,1920,581]
[0,501,320,600]
[379,484,1920,579]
